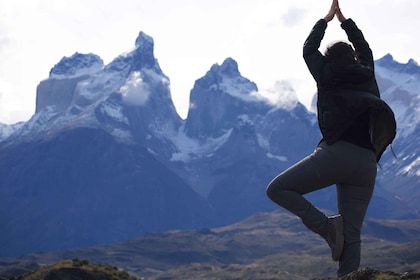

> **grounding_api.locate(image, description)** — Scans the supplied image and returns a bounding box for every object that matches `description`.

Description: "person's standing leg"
[336,146,377,277]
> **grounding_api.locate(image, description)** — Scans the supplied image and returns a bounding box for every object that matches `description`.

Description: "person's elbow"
[303,49,315,63]
[303,43,317,58]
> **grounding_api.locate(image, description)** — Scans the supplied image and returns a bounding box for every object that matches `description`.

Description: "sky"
[1,0,419,124]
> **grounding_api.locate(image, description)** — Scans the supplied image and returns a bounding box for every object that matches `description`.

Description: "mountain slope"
[0,30,419,259]
[374,54,420,215]
[0,127,215,257]
[170,58,321,223]
[0,31,211,257]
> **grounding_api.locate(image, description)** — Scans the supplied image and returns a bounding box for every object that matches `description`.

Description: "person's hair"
[324,41,357,62]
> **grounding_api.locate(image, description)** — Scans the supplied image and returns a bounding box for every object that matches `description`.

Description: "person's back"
[303,11,381,148]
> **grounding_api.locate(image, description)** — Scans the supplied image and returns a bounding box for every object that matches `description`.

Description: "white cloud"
[119,71,151,106]
[281,6,306,27]
[256,81,299,110]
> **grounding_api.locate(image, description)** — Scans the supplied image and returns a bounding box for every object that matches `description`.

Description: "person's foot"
[326,214,344,261]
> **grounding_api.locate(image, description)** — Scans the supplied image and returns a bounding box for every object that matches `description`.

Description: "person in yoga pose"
[266,0,395,277]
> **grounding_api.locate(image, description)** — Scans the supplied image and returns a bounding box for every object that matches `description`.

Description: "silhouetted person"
[266,0,395,277]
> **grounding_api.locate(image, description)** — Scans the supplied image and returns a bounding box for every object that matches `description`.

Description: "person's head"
[325,41,357,62]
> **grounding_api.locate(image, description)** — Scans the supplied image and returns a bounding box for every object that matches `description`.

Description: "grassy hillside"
[0,259,139,280]
[1,210,419,279]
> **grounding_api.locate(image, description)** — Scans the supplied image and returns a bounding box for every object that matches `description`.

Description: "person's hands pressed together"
[324,0,347,23]
[336,0,347,22]
[324,0,338,22]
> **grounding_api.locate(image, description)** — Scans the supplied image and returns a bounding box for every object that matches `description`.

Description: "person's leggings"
[266,140,377,277]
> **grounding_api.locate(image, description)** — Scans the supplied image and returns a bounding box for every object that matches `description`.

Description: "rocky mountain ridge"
[0,31,419,258]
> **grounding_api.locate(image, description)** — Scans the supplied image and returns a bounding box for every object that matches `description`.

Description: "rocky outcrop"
[312,267,420,280]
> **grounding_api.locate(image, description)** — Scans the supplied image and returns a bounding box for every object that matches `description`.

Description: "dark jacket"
[303,18,396,162]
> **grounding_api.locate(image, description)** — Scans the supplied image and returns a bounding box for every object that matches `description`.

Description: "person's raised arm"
[336,1,374,68]
[303,0,337,82]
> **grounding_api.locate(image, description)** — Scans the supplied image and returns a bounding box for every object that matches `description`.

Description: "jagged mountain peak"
[5,30,179,147]
[103,31,161,75]
[135,31,154,49]
[376,53,420,75]
[130,31,158,71]
[185,57,270,139]
[210,57,240,78]
[196,57,259,102]
[374,55,420,139]
[49,52,104,79]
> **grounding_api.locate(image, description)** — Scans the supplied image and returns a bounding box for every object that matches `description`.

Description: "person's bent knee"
[266,180,283,201]
[266,184,276,201]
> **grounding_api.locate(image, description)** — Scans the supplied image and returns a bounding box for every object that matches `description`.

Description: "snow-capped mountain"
[0,31,419,258]
[374,54,420,214]
[0,122,24,141]
[0,31,199,258]
[5,32,181,152]
[171,58,320,221]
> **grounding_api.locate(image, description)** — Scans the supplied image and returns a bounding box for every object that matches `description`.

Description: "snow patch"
[391,101,417,138]
[50,61,103,80]
[398,156,420,176]
[376,66,420,98]
[108,128,133,143]
[75,70,127,105]
[28,106,60,128]
[375,65,420,139]
[257,133,269,150]
[266,153,288,162]
[99,103,128,125]
[219,76,260,103]
[75,80,103,103]
[170,127,232,162]
[143,68,169,85]
[0,122,24,141]
[257,134,288,162]
[189,102,198,110]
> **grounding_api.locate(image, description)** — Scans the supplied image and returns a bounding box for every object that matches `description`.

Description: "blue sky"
[1,0,419,124]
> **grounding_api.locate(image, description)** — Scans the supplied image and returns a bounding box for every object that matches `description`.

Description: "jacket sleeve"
[303,19,327,83]
[341,19,374,70]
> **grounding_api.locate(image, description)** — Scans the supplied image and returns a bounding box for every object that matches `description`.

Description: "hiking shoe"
[326,214,344,261]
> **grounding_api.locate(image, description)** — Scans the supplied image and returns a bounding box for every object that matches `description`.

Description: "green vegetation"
[313,267,420,280]
[0,259,140,280]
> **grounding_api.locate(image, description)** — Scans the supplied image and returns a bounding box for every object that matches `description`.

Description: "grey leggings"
[266,140,377,277]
